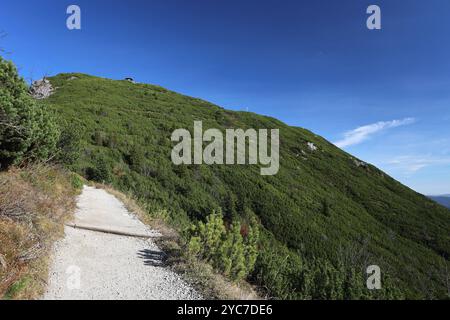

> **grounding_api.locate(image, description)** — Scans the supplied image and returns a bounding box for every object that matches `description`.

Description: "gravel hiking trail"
[42,185,201,300]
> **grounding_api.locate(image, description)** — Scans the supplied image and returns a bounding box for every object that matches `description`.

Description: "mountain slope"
[43,73,450,299]
[429,195,450,209]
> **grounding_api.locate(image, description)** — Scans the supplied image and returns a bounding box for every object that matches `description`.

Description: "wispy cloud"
[334,118,416,148]
[387,155,450,174]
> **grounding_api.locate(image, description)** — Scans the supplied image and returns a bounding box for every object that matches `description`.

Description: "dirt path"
[42,186,201,300]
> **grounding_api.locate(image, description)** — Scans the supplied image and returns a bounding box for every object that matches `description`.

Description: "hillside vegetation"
[42,73,449,299]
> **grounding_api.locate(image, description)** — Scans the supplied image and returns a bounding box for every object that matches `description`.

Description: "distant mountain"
[429,195,450,209]
[42,73,450,299]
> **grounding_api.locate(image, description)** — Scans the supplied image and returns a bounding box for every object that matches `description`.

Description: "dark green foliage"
[42,73,450,299]
[70,172,84,190]
[56,120,83,167]
[255,233,405,299]
[188,211,259,281]
[0,56,59,169]
[26,108,60,162]
[86,155,112,183]
[322,199,332,217]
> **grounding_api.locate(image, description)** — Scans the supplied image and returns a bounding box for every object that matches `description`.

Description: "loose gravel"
[42,186,201,300]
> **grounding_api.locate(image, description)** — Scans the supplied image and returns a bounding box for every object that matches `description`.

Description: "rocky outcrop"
[29,78,54,99]
[351,157,369,168]
[307,142,317,151]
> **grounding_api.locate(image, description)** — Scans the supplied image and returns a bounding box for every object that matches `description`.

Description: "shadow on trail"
[137,249,168,267]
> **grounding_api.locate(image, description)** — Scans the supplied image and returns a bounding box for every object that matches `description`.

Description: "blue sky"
[1,0,449,194]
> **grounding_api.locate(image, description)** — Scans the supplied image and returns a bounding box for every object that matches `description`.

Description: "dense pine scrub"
[187,211,259,282]
[0,57,60,169]
[42,73,450,299]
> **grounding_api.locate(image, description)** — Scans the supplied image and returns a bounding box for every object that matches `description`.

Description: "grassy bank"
[0,165,82,299]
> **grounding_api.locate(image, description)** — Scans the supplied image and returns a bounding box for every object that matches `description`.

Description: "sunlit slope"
[44,73,449,299]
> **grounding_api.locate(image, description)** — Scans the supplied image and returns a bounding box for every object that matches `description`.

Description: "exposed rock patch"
[353,158,368,168]
[29,78,54,99]
[307,142,318,151]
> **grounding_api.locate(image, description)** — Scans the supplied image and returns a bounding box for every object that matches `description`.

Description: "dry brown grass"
[98,183,261,300]
[0,164,80,299]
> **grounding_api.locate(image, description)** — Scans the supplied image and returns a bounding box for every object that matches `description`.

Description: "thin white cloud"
[387,155,450,174]
[334,118,416,148]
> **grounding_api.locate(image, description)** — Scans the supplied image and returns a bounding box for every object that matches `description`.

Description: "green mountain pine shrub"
[0,56,59,169]
[188,210,260,282]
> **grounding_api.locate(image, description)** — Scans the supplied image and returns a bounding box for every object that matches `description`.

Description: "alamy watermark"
[65,5,380,32]
[366,265,381,290]
[66,265,81,290]
[171,121,280,176]
[367,5,381,30]
[66,5,81,30]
